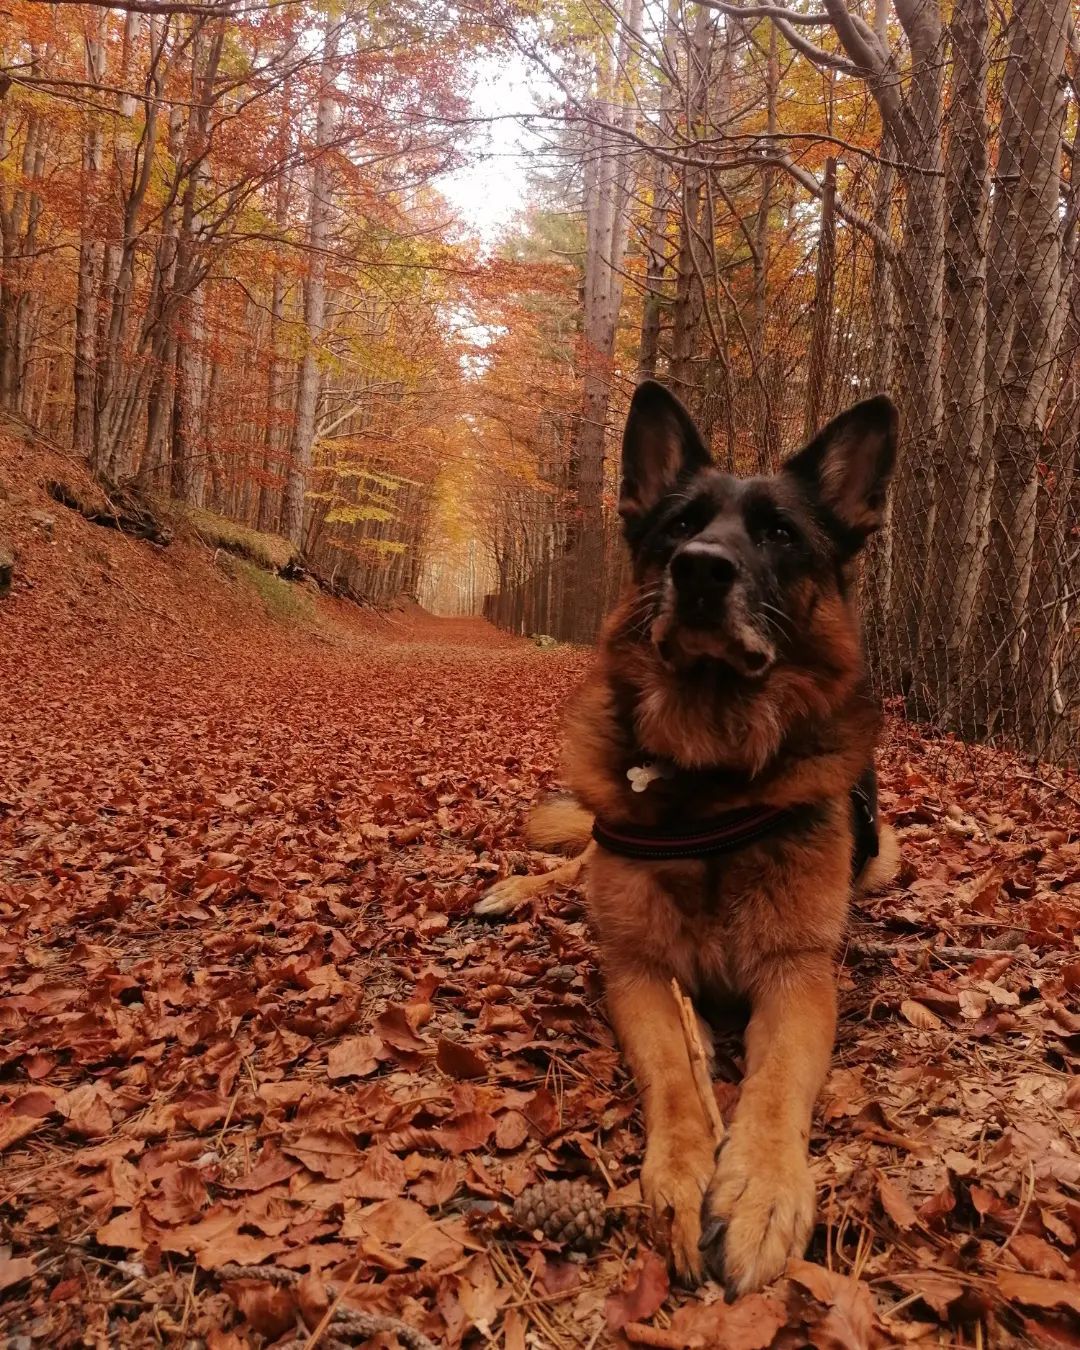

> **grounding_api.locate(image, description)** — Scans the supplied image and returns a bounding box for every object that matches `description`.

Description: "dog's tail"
[525,794,594,853]
[855,822,901,895]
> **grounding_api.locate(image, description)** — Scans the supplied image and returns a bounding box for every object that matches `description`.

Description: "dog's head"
[617,381,897,679]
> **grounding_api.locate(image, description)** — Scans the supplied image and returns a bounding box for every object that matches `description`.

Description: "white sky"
[437,53,547,247]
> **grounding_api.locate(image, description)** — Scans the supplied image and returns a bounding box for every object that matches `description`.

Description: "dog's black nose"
[671,544,738,602]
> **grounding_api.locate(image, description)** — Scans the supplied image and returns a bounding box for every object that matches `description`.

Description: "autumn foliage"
[3,412,1080,1345]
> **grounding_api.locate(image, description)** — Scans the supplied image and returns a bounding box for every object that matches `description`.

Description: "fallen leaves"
[0,1250,35,1294]
[606,1249,670,1331]
[1,494,1079,1347]
[326,1034,382,1080]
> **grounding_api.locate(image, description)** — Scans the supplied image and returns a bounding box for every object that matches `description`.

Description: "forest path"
[2,452,1080,1345]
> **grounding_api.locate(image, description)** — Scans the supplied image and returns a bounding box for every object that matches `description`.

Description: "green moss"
[186,505,296,572]
[226,557,313,625]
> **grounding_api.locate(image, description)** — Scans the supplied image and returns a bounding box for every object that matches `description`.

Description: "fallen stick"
[624,1321,703,1348]
[845,938,1026,964]
[670,978,724,1148]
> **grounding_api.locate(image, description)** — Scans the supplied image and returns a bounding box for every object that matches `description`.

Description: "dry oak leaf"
[60,1082,113,1138]
[885,1272,966,1318]
[668,1292,787,1350]
[282,1127,363,1180]
[494,1111,529,1151]
[296,1270,330,1330]
[434,1110,497,1155]
[786,1259,879,1350]
[375,1003,430,1055]
[436,1036,490,1080]
[522,1086,560,1137]
[341,1197,465,1269]
[0,1251,35,1294]
[997,1271,1080,1314]
[96,1206,152,1252]
[326,1034,381,1081]
[1008,1234,1072,1279]
[347,1144,408,1200]
[224,1278,297,1340]
[0,1110,41,1153]
[900,1000,944,1031]
[876,1172,919,1230]
[605,1248,670,1332]
[220,1148,300,1193]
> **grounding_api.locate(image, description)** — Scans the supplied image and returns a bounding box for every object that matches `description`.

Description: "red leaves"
[605,1249,670,1331]
[224,1279,296,1339]
[327,1034,382,1080]
[2,513,1079,1348]
[434,1110,497,1155]
[876,1172,919,1230]
[0,1251,35,1295]
[282,1128,365,1180]
[436,1036,489,1079]
[374,1003,430,1055]
[997,1271,1080,1314]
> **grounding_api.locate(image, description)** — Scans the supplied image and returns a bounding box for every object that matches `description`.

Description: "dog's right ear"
[618,381,712,527]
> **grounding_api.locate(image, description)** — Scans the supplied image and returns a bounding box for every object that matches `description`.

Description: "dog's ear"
[619,380,712,526]
[783,394,898,550]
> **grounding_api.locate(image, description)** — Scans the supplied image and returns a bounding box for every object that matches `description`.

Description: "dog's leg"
[699,953,836,1297]
[607,974,716,1285]
[472,847,591,918]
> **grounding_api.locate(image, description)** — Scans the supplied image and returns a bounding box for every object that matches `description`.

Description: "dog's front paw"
[699,1126,815,1297]
[472,875,531,917]
[641,1133,715,1286]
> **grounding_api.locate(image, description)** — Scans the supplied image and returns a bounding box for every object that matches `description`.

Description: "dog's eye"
[762,520,795,547]
[668,514,697,539]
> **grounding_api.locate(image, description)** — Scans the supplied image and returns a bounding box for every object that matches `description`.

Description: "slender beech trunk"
[281,19,338,548]
[975,0,1071,739]
[922,0,990,728]
[571,0,644,641]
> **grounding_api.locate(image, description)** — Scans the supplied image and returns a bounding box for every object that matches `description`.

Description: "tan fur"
[526,797,593,852]
[474,391,898,1294]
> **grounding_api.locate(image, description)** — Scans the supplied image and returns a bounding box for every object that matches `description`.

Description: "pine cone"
[512,1179,607,1252]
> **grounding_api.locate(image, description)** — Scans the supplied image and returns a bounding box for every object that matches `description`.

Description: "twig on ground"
[671,978,725,1148]
[624,1322,700,1347]
[997,1160,1037,1261]
[845,939,1026,964]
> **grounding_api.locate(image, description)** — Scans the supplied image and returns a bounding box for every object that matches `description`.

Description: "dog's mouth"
[650,581,777,679]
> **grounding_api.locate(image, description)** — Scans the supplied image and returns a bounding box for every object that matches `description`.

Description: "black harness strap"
[592,770,880,877]
[592,803,805,861]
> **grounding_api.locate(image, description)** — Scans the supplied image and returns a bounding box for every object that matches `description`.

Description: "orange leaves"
[327,1035,382,1080]
[2,478,1080,1348]
[605,1249,670,1332]
[282,1128,366,1180]
[436,1036,490,1080]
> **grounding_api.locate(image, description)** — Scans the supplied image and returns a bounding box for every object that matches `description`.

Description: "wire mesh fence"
[483,0,1079,771]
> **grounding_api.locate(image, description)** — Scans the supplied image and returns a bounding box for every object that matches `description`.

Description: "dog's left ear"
[783,394,898,550]
[619,380,712,526]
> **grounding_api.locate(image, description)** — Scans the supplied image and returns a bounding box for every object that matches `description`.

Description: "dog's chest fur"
[584,804,851,1001]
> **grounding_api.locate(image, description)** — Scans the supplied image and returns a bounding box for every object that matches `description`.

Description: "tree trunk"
[637,0,678,381]
[919,0,990,729]
[975,0,1071,744]
[281,20,338,549]
[570,0,644,641]
[804,158,836,440]
[74,15,107,456]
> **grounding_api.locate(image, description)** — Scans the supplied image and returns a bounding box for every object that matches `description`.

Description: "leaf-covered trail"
[3,452,1080,1347]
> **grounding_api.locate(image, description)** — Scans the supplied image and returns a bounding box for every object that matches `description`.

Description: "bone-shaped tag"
[627,761,666,793]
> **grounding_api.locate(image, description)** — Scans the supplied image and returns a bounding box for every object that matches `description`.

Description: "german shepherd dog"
[476,381,900,1295]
